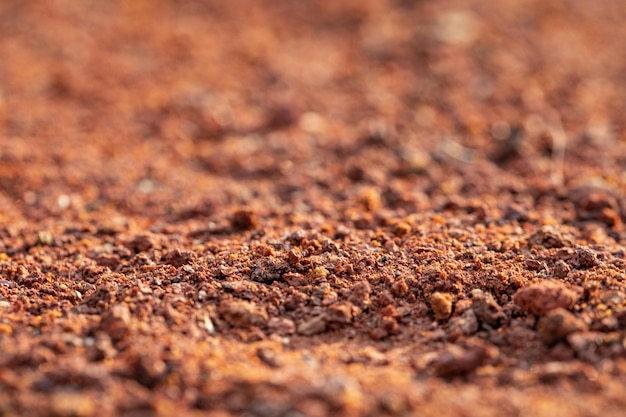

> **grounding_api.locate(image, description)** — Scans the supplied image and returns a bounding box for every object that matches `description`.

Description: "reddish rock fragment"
[513,280,582,316]
[433,341,498,378]
[231,209,258,230]
[453,299,473,316]
[125,235,156,253]
[219,300,268,328]
[134,355,167,388]
[256,347,282,368]
[307,266,329,281]
[344,346,389,366]
[552,260,571,278]
[287,248,302,266]
[447,309,479,340]
[100,304,131,342]
[358,187,382,212]
[615,310,626,329]
[394,222,411,237]
[567,331,607,361]
[297,314,327,336]
[574,246,600,269]
[471,292,505,328]
[50,393,97,417]
[348,281,372,309]
[537,308,587,346]
[390,278,409,297]
[380,304,400,319]
[283,272,308,287]
[601,291,624,306]
[95,254,121,270]
[164,248,194,267]
[369,327,389,341]
[382,316,400,335]
[265,103,297,130]
[524,258,546,271]
[528,227,567,249]
[430,292,454,320]
[374,291,395,307]
[569,185,620,226]
[267,317,296,335]
[327,302,358,324]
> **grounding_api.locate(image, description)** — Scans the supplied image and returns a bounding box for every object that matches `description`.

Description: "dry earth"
[1,1,626,416]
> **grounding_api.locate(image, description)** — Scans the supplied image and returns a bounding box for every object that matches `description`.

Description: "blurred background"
[1,0,625,228]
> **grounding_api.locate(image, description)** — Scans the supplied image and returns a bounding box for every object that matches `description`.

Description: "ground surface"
[1,0,626,416]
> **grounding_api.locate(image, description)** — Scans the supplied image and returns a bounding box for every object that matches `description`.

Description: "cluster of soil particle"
[2,0,626,416]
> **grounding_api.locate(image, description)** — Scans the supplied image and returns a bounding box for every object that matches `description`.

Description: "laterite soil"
[1,1,626,416]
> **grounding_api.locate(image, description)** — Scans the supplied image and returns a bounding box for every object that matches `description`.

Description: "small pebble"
[297,314,327,336]
[537,308,587,346]
[430,292,454,320]
[513,280,582,316]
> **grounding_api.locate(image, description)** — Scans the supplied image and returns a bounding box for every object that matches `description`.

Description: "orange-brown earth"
[1,1,626,416]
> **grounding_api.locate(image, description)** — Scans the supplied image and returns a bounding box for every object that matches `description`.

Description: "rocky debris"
[4,0,626,415]
[504,203,530,222]
[219,300,268,328]
[573,246,600,269]
[390,278,409,297]
[265,103,298,130]
[447,309,479,340]
[394,222,412,237]
[369,327,389,341]
[307,266,330,281]
[36,231,55,246]
[125,235,157,253]
[287,248,302,266]
[432,340,498,378]
[348,281,372,309]
[50,392,97,417]
[471,290,505,328]
[133,354,167,388]
[602,291,625,307]
[430,292,454,320]
[453,299,473,316]
[95,254,121,270]
[358,187,382,212]
[381,316,401,335]
[569,185,621,226]
[513,280,583,316]
[231,209,258,231]
[99,304,132,343]
[283,272,307,287]
[524,258,547,271]
[327,302,359,324]
[567,332,608,361]
[342,346,389,366]
[532,361,600,385]
[616,310,626,330]
[163,248,195,267]
[537,308,587,346]
[552,260,571,278]
[256,347,283,368]
[267,317,296,335]
[297,314,327,336]
[528,227,567,249]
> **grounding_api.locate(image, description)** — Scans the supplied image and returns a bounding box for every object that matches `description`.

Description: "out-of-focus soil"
[1,1,626,416]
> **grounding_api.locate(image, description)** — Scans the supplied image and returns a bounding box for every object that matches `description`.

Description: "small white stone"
[57,194,71,209]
